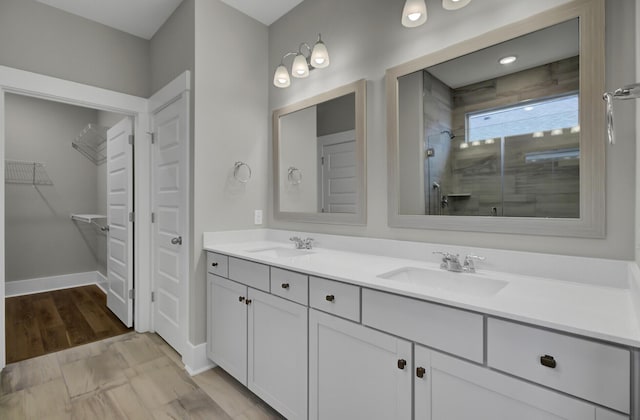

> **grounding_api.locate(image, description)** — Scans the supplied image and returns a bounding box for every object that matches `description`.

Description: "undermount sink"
[246,246,314,258]
[377,267,508,297]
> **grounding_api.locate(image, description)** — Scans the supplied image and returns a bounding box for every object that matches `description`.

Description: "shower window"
[453,93,580,218]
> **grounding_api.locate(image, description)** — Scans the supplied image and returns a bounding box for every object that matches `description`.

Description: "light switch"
[254,209,263,225]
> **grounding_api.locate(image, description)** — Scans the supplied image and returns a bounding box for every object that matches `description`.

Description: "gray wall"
[268,0,637,260]
[192,0,268,344]
[0,0,151,97]
[5,94,103,281]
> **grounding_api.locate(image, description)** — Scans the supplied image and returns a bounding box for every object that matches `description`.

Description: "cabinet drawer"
[309,277,360,322]
[362,289,484,363]
[228,257,270,292]
[271,267,308,306]
[207,252,228,277]
[487,318,630,413]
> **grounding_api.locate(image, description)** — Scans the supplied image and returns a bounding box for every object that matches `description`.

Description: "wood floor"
[5,285,132,364]
[0,332,284,419]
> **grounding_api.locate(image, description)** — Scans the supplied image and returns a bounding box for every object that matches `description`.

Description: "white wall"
[268,0,637,260]
[5,94,102,281]
[193,0,268,343]
[280,106,318,212]
[0,0,150,97]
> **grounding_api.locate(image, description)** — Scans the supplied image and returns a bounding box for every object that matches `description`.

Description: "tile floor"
[0,332,284,419]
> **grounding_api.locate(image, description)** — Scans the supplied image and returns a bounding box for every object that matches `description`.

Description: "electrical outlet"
[254,210,263,225]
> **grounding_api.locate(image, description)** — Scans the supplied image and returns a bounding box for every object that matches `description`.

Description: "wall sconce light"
[402,0,472,28]
[273,34,330,89]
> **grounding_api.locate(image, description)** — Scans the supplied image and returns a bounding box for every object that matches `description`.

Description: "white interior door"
[106,118,134,327]
[318,130,357,213]
[152,93,189,354]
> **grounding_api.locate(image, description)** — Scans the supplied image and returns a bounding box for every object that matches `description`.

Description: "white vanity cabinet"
[413,345,627,420]
[206,259,308,420]
[309,309,412,420]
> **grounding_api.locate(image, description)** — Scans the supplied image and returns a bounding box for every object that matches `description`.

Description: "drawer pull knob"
[540,355,557,369]
[211,262,219,267]
[238,296,245,302]
[397,359,407,370]
[325,294,335,302]
[245,299,252,305]
[281,283,290,289]
[416,367,426,378]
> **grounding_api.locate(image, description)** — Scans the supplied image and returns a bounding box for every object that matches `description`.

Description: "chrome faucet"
[433,251,463,272]
[290,236,314,250]
[434,251,486,273]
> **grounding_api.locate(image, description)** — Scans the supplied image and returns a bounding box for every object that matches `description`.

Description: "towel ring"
[233,161,252,183]
[288,167,302,185]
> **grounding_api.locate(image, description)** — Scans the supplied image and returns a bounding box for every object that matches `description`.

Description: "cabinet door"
[209,275,248,385]
[309,309,412,420]
[247,289,308,420]
[415,345,597,420]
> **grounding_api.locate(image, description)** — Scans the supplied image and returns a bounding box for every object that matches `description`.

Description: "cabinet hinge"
[129,289,135,300]
[151,291,155,302]
[151,212,155,223]
[129,211,135,223]
[147,131,155,144]
[128,134,134,146]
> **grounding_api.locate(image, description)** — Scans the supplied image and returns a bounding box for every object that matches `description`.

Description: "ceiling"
[36,0,185,40]
[37,0,303,40]
[219,0,305,26]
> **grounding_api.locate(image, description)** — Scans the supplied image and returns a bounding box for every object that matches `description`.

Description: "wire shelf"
[5,160,53,185]
[72,123,107,165]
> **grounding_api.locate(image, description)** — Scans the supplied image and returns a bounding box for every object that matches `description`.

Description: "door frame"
[148,75,191,356]
[0,65,155,369]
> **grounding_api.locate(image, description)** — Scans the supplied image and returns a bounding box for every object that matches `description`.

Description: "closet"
[4,93,131,363]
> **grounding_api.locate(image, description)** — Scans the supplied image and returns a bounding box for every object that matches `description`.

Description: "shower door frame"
[0,65,152,370]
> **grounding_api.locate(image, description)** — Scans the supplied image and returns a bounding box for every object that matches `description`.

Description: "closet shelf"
[70,214,107,224]
[71,214,109,231]
[72,123,107,165]
[5,160,53,185]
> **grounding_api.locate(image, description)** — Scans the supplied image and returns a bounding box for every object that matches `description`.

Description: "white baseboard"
[183,341,216,376]
[95,271,108,294]
[6,271,106,297]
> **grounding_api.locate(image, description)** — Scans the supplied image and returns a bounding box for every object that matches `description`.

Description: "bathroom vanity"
[204,230,640,420]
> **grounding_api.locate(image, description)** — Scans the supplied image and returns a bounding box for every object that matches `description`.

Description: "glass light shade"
[442,0,472,10]
[551,128,564,136]
[291,53,309,78]
[459,142,469,150]
[402,0,427,28]
[311,38,330,69]
[273,64,290,88]
[533,131,545,138]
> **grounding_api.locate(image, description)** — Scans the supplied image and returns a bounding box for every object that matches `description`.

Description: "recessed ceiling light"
[471,141,481,146]
[533,132,544,138]
[485,138,495,144]
[499,56,517,65]
[551,129,564,136]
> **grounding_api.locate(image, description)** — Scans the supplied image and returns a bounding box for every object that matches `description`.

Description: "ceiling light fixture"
[551,128,564,136]
[485,138,495,144]
[571,125,581,133]
[402,0,427,28]
[533,131,545,138]
[499,55,517,65]
[442,0,472,10]
[273,34,330,89]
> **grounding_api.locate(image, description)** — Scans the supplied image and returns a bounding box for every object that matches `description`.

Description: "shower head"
[441,130,455,139]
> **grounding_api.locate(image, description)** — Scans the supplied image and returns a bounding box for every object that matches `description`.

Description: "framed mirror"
[386,0,604,237]
[273,79,366,224]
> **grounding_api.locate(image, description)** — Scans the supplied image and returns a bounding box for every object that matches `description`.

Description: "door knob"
[171,236,182,245]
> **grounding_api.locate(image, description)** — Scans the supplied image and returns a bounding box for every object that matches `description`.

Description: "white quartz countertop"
[204,234,640,348]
